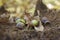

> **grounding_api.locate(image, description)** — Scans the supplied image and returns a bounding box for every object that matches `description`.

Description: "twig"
[37,10,44,40]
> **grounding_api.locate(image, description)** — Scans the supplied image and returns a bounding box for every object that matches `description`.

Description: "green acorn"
[31,20,39,26]
[16,18,26,24]
[20,19,26,24]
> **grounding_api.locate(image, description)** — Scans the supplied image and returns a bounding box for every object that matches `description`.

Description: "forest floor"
[0,9,60,40]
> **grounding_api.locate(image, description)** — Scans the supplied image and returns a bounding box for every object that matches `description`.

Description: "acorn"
[16,22,25,30]
[31,20,39,26]
[41,17,50,24]
[20,19,26,24]
[16,18,26,24]
[16,18,26,29]
[33,20,44,32]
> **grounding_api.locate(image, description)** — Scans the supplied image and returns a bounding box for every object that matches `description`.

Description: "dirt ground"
[0,9,60,40]
[0,0,60,40]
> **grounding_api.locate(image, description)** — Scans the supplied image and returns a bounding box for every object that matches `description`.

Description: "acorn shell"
[31,20,39,26]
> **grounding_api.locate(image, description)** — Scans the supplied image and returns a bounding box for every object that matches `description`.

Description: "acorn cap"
[41,17,50,24]
[16,22,25,29]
